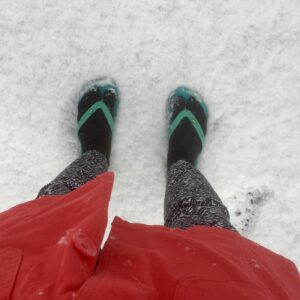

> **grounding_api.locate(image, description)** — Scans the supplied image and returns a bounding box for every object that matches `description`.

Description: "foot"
[77,78,119,164]
[167,86,208,169]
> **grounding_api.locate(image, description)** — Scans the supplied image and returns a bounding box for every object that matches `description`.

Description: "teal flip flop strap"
[168,109,205,147]
[78,101,115,133]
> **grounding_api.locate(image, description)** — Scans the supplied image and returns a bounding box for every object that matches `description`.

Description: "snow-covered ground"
[0,0,299,268]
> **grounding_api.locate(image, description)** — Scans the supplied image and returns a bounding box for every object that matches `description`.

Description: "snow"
[0,0,299,268]
[57,236,68,246]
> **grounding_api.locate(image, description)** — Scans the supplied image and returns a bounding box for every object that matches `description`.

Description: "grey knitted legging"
[37,150,236,231]
[37,150,108,198]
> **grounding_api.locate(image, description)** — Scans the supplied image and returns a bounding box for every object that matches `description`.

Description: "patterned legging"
[38,150,236,232]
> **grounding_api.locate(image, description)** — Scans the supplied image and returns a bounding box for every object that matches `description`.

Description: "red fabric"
[0,172,299,300]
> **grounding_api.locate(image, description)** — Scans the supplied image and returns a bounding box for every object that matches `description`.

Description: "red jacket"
[0,172,299,299]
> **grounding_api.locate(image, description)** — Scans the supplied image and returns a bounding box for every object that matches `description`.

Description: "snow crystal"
[123,259,133,267]
[57,236,68,245]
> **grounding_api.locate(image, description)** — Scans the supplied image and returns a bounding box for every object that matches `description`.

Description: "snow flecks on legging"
[164,160,237,232]
[37,150,108,198]
[37,151,236,232]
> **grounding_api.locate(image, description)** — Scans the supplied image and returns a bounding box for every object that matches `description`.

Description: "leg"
[38,78,119,197]
[37,150,108,197]
[164,160,236,231]
[165,86,236,231]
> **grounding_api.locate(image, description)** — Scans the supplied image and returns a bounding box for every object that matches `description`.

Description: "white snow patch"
[57,236,68,245]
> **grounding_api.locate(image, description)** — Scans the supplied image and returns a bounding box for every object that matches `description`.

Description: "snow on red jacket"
[0,172,299,299]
